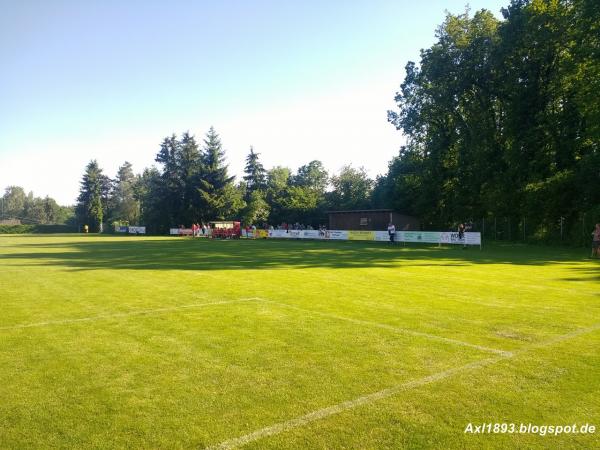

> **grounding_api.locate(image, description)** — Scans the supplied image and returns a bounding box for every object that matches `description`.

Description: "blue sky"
[0,0,508,204]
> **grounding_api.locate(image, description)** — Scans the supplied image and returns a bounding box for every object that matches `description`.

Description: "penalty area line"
[206,322,600,450]
[249,297,512,357]
[0,298,261,331]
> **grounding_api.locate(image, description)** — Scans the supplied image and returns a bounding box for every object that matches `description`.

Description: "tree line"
[1,186,74,225]
[76,127,374,233]
[379,0,599,240]
[76,0,599,239]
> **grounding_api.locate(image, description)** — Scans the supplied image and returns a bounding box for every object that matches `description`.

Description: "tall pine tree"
[76,160,105,232]
[179,132,202,224]
[198,127,235,220]
[112,161,140,224]
[155,134,183,226]
[243,146,266,199]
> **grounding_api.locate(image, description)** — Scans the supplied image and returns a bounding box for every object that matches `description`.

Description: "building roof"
[326,209,394,214]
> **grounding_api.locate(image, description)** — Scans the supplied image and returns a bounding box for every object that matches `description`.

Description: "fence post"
[582,214,585,247]
[560,216,564,241]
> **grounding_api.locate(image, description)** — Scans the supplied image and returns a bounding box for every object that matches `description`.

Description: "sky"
[0,0,508,205]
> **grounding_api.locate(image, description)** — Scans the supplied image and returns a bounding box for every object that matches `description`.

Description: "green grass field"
[0,234,598,449]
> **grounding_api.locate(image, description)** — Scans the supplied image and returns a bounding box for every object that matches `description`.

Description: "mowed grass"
[0,235,598,449]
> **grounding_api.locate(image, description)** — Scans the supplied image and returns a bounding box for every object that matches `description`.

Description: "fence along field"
[0,234,598,449]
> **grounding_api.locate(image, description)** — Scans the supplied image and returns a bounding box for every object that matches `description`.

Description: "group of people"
[190,223,210,237]
[246,222,328,232]
[274,222,321,231]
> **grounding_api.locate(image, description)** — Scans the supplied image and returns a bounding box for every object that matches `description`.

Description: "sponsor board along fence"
[242,229,482,247]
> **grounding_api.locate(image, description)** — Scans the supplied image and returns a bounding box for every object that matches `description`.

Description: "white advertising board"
[174,226,481,246]
[268,230,289,238]
[374,231,391,242]
[324,230,348,240]
[170,228,193,235]
[302,230,322,239]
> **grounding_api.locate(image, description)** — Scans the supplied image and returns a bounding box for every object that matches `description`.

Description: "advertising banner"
[128,226,146,234]
[268,229,289,238]
[324,230,348,240]
[440,231,481,245]
[347,230,375,241]
[465,232,481,245]
[402,231,424,243]
[288,230,302,238]
[374,231,391,242]
[401,231,443,243]
[173,226,481,246]
[302,230,321,239]
[170,228,192,236]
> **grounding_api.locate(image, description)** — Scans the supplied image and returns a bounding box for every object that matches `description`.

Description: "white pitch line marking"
[0,298,261,331]
[249,298,512,357]
[207,322,600,450]
[207,357,502,450]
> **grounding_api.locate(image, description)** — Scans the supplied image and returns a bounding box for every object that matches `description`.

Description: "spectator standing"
[387,222,396,244]
[458,223,466,249]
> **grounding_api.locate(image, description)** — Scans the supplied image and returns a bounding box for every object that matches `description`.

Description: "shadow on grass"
[560,266,600,282]
[1,236,598,274]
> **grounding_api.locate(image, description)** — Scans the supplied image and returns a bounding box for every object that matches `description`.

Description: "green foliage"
[1,186,73,225]
[264,166,292,225]
[243,146,266,198]
[136,167,165,233]
[383,1,600,239]
[154,134,186,227]
[241,189,269,225]
[76,160,106,232]
[0,224,77,234]
[292,160,329,192]
[0,224,35,234]
[1,186,26,217]
[197,127,236,220]
[280,185,320,223]
[111,162,140,225]
[328,165,374,211]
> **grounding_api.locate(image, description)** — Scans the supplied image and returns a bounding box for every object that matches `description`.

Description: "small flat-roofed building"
[327,209,420,231]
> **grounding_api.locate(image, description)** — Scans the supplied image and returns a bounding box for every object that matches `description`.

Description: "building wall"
[328,211,420,231]
[391,213,420,231]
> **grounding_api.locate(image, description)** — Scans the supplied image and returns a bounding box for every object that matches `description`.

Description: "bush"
[0,224,78,234]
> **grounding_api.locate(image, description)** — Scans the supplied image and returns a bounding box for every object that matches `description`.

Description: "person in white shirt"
[387,222,396,244]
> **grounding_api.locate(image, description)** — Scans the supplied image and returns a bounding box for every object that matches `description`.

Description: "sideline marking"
[251,298,512,357]
[207,322,600,450]
[0,298,261,331]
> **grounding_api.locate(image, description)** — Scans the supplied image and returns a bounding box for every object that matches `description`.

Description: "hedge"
[0,224,78,234]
